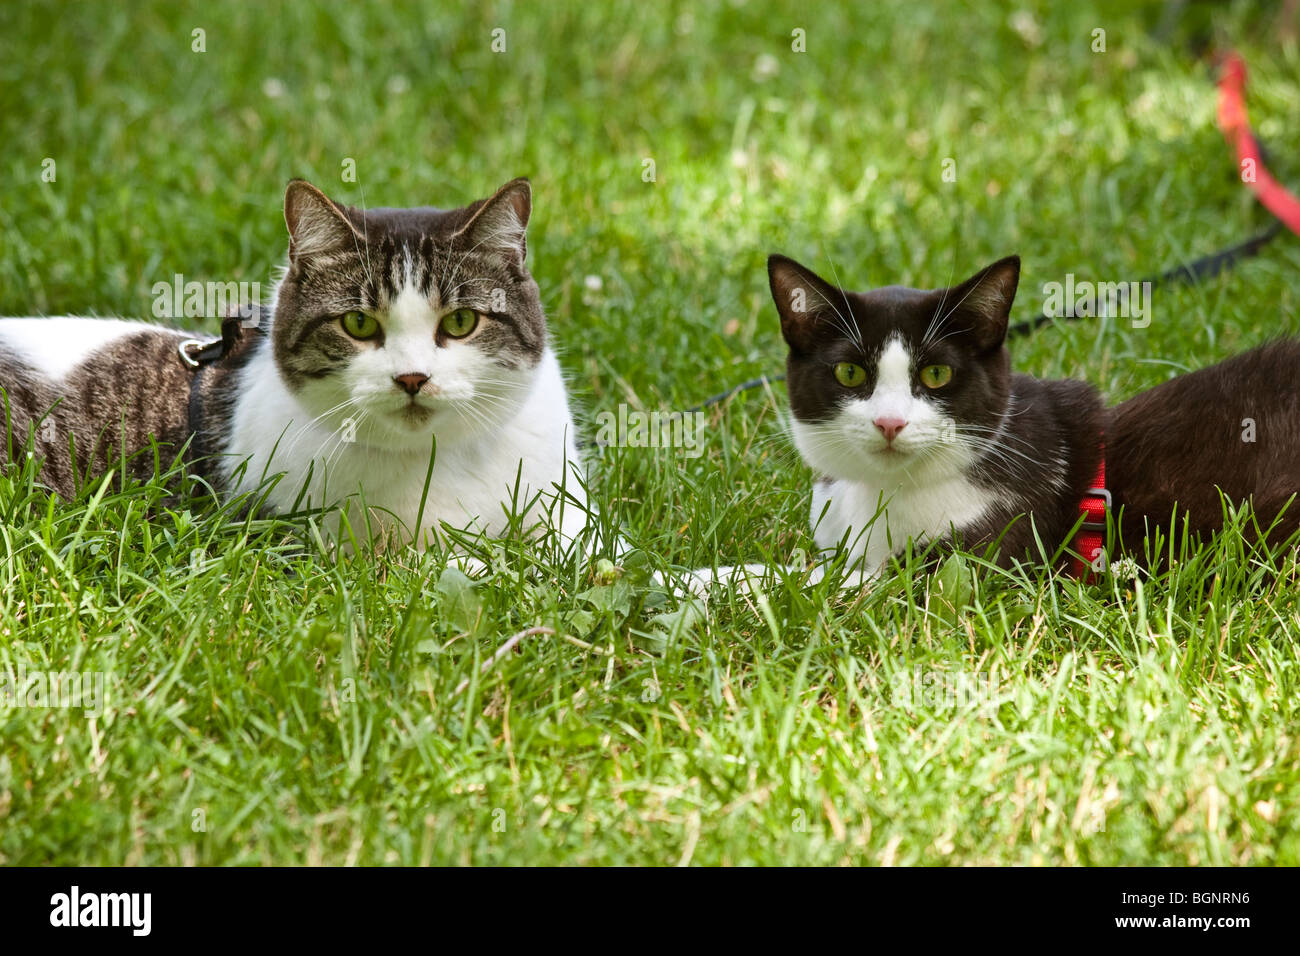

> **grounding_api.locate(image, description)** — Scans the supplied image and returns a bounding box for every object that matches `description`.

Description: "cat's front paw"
[648,568,714,603]
[675,563,778,601]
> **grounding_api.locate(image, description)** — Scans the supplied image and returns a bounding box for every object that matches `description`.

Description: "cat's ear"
[455,178,531,264]
[768,254,845,354]
[946,255,1020,350]
[284,180,363,262]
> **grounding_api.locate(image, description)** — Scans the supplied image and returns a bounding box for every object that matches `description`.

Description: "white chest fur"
[220,343,587,547]
[809,473,999,575]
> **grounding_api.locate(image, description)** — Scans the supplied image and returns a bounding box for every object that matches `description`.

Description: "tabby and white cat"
[700,254,1300,588]
[0,178,591,551]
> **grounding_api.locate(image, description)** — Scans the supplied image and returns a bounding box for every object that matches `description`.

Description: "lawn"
[0,0,1298,865]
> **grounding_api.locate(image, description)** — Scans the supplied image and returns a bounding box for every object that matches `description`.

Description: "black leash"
[686,374,785,414]
[1004,219,1287,339]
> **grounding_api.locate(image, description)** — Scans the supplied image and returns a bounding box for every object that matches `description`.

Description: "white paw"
[447,553,491,578]
[674,563,778,600]
[650,568,714,602]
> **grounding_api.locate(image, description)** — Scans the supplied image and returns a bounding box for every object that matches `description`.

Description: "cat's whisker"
[920,323,975,349]
[816,243,866,352]
[809,291,863,354]
[953,438,1042,482]
[325,412,368,472]
[921,258,960,348]
[281,397,365,463]
[956,426,1050,463]
[934,260,1010,331]
[442,276,495,302]
[441,214,528,303]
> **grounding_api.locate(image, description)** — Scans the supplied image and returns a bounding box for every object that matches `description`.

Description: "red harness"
[1072,456,1108,580]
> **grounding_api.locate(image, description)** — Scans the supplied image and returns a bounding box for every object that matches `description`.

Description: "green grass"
[1,0,1299,865]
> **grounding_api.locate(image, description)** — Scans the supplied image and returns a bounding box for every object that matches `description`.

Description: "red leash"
[1218,53,1300,236]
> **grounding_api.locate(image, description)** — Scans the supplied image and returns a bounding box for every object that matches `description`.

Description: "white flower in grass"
[1109,557,1141,582]
[752,53,780,81]
[1009,11,1043,47]
[262,77,286,99]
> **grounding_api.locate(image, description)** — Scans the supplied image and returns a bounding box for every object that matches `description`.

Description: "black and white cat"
[0,178,590,550]
[703,253,1300,587]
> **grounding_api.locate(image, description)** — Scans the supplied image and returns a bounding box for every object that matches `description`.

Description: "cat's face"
[270,178,546,451]
[769,255,1018,486]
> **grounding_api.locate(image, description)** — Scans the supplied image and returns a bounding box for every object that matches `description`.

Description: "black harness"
[177,303,266,468]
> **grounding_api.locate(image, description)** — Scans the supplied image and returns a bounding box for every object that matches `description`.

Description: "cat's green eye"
[340,310,381,340]
[440,308,479,339]
[833,362,867,388]
[919,364,954,389]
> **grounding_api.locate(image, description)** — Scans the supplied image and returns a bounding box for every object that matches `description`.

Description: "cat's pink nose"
[394,373,429,395]
[873,417,907,442]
